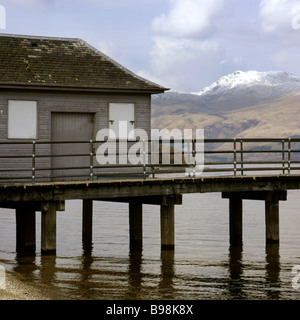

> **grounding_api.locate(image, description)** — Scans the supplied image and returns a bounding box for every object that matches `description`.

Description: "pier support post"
[265,200,279,243]
[129,201,143,250]
[223,191,286,246]
[41,202,57,254]
[16,204,36,254]
[96,195,182,252]
[82,199,93,247]
[229,197,243,246]
[160,199,175,251]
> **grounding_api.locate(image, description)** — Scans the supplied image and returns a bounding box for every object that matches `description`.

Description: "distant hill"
[151,71,300,140]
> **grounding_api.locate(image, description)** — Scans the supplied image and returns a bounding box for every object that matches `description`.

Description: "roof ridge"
[0,33,81,42]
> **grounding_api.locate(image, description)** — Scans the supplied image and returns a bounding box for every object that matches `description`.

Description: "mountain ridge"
[151,70,300,139]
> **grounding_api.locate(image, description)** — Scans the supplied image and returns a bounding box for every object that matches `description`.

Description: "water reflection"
[40,255,56,285]
[127,249,143,299]
[228,245,245,299]
[79,252,95,299]
[227,243,281,299]
[265,243,280,299]
[159,250,175,299]
[10,242,283,300]
[14,254,38,277]
[126,249,176,299]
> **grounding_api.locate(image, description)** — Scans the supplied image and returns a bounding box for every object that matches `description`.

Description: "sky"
[1,0,300,92]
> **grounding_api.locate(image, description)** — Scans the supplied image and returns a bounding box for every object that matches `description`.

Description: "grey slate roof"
[0,34,167,93]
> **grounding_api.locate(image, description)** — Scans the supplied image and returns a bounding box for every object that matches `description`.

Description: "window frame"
[7,100,38,140]
[108,103,136,140]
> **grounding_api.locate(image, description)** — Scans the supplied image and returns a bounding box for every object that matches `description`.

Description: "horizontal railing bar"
[204,161,288,165]
[204,150,296,154]
[150,170,186,175]
[203,168,234,172]
[2,137,300,184]
[0,155,33,159]
[2,138,300,145]
[0,168,33,172]
[236,161,287,165]
[234,167,292,172]
[204,150,236,154]
[204,162,233,166]
[234,150,294,153]
[148,164,192,167]
[0,176,32,180]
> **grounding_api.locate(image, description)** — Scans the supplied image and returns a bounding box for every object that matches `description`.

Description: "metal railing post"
[282,140,285,175]
[233,139,237,176]
[143,139,147,179]
[240,140,244,176]
[288,138,291,175]
[151,139,156,178]
[89,140,94,182]
[187,139,191,165]
[192,138,196,176]
[32,141,36,185]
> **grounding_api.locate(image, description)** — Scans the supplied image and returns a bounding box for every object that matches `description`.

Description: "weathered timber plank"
[0,175,300,202]
[222,190,287,201]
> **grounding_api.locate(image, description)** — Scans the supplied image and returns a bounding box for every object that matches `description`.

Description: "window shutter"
[109,103,135,139]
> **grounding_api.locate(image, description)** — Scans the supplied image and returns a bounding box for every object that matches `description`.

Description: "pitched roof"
[0,34,167,93]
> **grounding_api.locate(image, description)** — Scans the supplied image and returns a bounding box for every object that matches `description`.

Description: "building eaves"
[0,33,169,94]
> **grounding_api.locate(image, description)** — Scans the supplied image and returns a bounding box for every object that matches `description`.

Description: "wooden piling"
[82,199,93,246]
[160,202,175,250]
[223,191,286,246]
[16,204,36,254]
[129,201,143,250]
[41,202,57,254]
[265,200,279,243]
[229,197,243,246]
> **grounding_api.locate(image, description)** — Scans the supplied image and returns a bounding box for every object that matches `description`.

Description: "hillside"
[151,71,300,139]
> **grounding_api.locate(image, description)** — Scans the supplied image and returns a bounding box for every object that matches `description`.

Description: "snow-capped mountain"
[151,70,300,139]
[193,70,300,96]
[152,70,300,114]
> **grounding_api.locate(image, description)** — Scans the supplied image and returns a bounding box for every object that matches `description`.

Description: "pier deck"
[0,174,299,254]
[1,137,300,255]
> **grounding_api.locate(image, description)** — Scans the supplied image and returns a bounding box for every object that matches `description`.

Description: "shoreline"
[0,271,74,300]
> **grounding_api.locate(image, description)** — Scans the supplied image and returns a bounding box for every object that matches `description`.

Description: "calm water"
[1,191,300,300]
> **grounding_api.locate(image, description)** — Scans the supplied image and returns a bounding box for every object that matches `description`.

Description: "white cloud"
[260,0,300,34]
[141,36,234,91]
[140,0,234,91]
[258,0,300,72]
[152,0,225,39]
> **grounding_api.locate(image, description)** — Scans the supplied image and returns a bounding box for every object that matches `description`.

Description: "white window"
[109,103,135,140]
[8,100,37,139]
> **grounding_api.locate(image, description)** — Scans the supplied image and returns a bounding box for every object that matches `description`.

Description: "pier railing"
[1,138,300,184]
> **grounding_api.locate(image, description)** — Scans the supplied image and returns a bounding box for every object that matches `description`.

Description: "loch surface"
[1,191,300,300]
